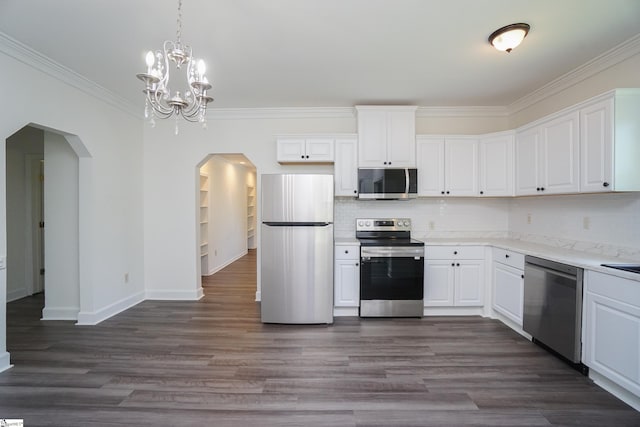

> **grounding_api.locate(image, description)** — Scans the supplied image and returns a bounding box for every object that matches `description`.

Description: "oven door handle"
[405,168,410,194]
[360,246,424,258]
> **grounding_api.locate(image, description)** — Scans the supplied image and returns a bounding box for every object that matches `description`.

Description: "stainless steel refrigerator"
[260,174,334,324]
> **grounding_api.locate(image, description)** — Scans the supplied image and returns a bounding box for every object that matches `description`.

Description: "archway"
[5,124,92,321]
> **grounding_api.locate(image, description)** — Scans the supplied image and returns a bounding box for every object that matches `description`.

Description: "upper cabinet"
[479,131,514,197]
[580,90,640,193]
[356,106,417,167]
[277,136,334,163]
[416,136,478,197]
[334,137,359,197]
[515,110,580,196]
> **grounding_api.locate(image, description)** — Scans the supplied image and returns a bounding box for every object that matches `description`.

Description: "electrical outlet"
[527,213,532,224]
[124,273,129,283]
[583,216,590,230]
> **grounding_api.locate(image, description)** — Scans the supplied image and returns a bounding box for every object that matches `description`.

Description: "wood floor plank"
[2,249,639,426]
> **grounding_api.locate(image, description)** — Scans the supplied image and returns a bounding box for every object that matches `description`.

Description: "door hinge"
[40,268,45,275]
[39,221,45,228]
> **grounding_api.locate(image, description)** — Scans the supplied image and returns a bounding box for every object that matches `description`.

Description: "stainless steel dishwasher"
[523,255,584,366]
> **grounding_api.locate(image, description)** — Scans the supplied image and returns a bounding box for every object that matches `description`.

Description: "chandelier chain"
[176,0,183,43]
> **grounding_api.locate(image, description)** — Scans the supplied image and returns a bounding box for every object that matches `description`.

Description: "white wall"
[42,131,79,319]
[202,156,251,275]
[5,126,44,301]
[1,37,144,371]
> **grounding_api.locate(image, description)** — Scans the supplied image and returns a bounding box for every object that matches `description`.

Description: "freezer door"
[261,223,334,324]
[261,174,334,223]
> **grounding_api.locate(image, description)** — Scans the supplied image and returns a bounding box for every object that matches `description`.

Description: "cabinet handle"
[301,155,305,159]
[453,251,458,255]
[306,155,310,159]
[344,250,349,254]
[456,263,460,267]
[388,162,392,165]
[383,161,388,165]
[353,190,357,194]
[536,187,541,191]
[541,187,545,191]
[603,182,610,187]
[480,191,484,195]
[521,274,525,279]
[441,191,445,195]
[505,254,510,258]
[446,191,450,194]
[451,263,455,267]
[355,263,359,267]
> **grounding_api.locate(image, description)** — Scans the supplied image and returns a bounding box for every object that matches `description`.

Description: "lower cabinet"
[334,245,360,309]
[584,271,640,400]
[491,248,525,326]
[424,246,485,307]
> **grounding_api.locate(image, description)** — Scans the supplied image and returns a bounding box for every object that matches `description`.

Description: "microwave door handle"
[405,168,409,194]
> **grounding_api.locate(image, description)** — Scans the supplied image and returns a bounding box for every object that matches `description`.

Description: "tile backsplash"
[336,192,640,261]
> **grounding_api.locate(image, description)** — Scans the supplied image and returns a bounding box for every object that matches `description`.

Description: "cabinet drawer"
[425,246,485,260]
[335,245,360,260]
[492,247,524,270]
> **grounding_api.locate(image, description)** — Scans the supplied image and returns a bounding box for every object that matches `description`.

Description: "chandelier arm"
[146,90,175,116]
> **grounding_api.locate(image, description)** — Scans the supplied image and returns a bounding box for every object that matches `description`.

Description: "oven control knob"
[402,220,410,227]
[365,221,371,226]
[357,220,364,227]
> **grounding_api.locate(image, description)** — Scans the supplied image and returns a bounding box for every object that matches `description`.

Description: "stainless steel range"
[356,218,425,317]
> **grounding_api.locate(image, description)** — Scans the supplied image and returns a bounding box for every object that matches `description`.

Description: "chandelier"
[136,0,213,134]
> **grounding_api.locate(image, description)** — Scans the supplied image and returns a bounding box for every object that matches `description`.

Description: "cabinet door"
[542,111,580,194]
[306,138,335,162]
[581,98,614,193]
[334,259,360,307]
[479,134,514,197]
[277,138,307,162]
[424,261,455,306]
[387,110,416,167]
[416,137,445,196]
[515,128,541,195]
[357,110,388,167]
[492,262,524,325]
[455,260,484,306]
[334,138,358,196]
[445,138,478,196]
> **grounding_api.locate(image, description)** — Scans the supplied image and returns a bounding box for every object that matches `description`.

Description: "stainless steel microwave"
[357,168,418,200]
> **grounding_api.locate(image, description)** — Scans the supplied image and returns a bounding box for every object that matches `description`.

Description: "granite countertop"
[416,237,640,282]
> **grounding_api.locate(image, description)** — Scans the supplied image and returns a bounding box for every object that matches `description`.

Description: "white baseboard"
[491,311,532,340]
[41,306,79,321]
[423,306,485,317]
[334,307,359,317]
[76,291,145,325]
[146,287,204,300]
[6,288,28,302]
[205,250,248,276]
[0,352,11,373]
[590,370,640,411]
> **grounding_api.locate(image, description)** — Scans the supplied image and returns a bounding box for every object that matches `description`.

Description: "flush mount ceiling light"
[488,23,530,53]
[136,0,213,134]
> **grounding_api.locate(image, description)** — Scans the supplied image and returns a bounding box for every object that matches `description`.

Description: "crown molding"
[508,33,640,114]
[207,107,355,120]
[416,106,509,118]
[0,31,140,118]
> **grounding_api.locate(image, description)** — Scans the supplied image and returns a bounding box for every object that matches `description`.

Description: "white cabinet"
[491,248,524,326]
[416,136,478,197]
[515,111,580,195]
[334,245,360,309]
[277,137,334,163]
[356,106,417,167]
[580,90,640,193]
[334,137,358,197]
[584,270,640,401]
[479,132,514,197]
[424,246,485,307]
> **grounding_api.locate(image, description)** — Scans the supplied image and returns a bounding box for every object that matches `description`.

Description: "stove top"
[355,218,424,247]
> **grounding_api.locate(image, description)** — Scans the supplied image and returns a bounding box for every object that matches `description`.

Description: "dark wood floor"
[2,249,639,426]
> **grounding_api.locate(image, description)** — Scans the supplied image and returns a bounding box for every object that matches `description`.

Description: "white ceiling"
[1,0,639,110]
